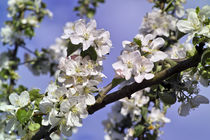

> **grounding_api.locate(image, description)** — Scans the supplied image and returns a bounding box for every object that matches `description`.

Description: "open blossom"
[0,53,10,71]
[133,56,154,83]
[178,95,209,116]
[136,34,168,62]
[0,91,30,113]
[139,9,177,37]
[112,50,141,80]
[148,107,171,123]
[61,19,112,52]
[176,6,210,42]
[166,43,194,59]
[0,25,19,45]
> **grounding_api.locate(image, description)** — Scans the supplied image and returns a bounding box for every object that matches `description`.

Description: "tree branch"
[88,52,202,114]
[33,49,203,139]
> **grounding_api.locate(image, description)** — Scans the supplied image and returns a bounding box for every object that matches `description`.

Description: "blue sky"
[0,0,210,140]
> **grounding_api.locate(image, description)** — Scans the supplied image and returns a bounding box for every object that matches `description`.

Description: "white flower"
[120,98,141,117]
[0,25,17,45]
[137,34,168,62]
[94,30,112,57]
[62,19,96,51]
[9,91,30,108]
[134,56,154,83]
[176,10,207,42]
[112,50,141,80]
[166,43,193,59]
[199,5,210,20]
[177,11,201,33]
[60,97,88,127]
[0,53,10,71]
[132,91,150,107]
[139,9,177,37]
[148,107,171,123]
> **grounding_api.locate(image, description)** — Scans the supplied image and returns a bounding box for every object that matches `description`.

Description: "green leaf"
[133,38,142,47]
[81,46,98,61]
[29,89,42,101]
[159,91,176,105]
[111,78,125,88]
[28,123,40,131]
[16,109,33,124]
[141,107,148,121]
[134,124,145,137]
[87,8,95,18]
[67,42,82,56]
[146,132,158,140]
[196,6,200,14]
[201,49,210,67]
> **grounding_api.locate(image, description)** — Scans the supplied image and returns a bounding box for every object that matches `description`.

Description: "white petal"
[134,74,144,83]
[177,20,194,33]
[70,35,83,45]
[85,94,95,105]
[150,51,168,62]
[87,19,97,31]
[151,37,165,50]
[75,22,86,35]
[9,93,19,107]
[143,34,155,46]
[188,11,200,26]
[144,73,154,80]
[19,91,30,107]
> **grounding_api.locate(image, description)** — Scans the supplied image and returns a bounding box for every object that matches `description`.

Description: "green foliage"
[14,85,28,94]
[133,38,142,47]
[28,123,40,131]
[159,91,177,105]
[111,78,125,88]
[141,107,148,121]
[74,0,105,18]
[29,88,43,109]
[134,124,145,137]
[81,46,98,61]
[67,41,82,56]
[16,109,33,124]
[201,48,210,67]
[196,6,200,14]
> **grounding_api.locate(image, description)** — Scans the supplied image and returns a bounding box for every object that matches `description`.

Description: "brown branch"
[87,52,202,114]
[33,46,204,139]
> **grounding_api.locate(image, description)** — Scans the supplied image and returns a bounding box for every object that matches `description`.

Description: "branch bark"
[88,52,202,114]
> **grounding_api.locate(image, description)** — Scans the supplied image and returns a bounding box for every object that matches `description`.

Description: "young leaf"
[16,109,33,124]
[201,49,210,67]
[28,123,40,131]
[67,42,82,56]
[81,46,98,61]
[134,124,145,137]
[111,78,125,88]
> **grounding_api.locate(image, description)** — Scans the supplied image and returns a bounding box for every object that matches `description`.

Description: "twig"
[20,45,36,56]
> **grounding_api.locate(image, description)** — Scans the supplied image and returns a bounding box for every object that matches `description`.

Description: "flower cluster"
[39,19,112,136]
[1,0,52,46]
[103,90,171,140]
[139,9,177,37]
[112,33,169,83]
[0,91,30,136]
